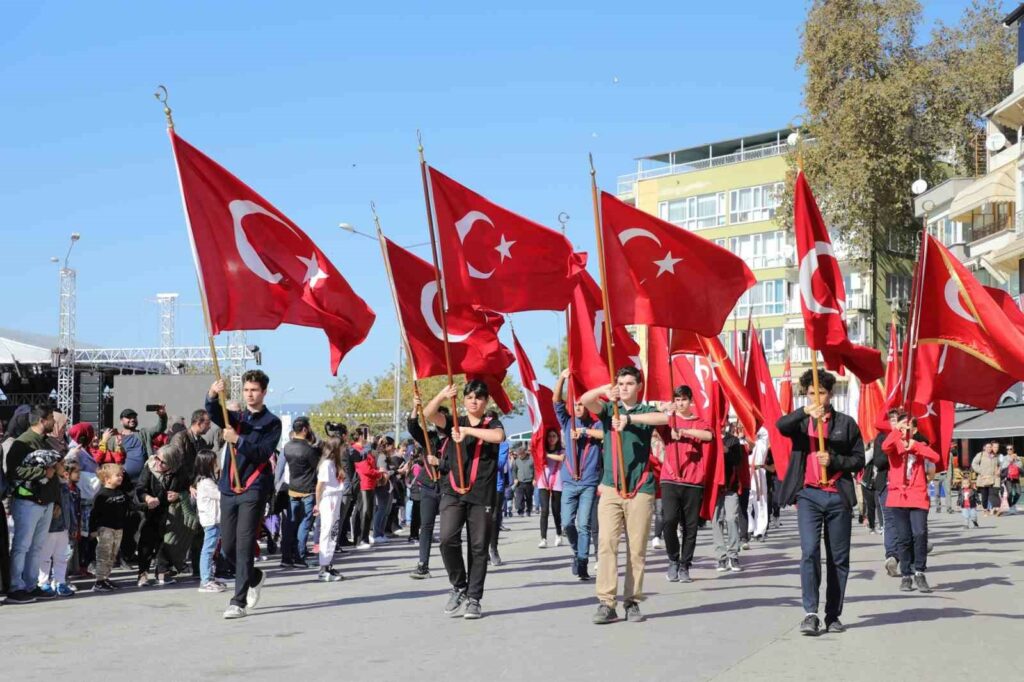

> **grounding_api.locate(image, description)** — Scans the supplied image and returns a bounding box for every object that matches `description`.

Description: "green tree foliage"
[544,340,568,377]
[309,365,523,437]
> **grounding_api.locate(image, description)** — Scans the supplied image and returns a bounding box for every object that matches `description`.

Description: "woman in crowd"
[537,427,564,548]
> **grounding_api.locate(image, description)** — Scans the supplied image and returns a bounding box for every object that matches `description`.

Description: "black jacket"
[776,407,865,509]
[871,432,889,491]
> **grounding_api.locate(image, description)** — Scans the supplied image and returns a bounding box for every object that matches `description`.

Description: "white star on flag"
[298,254,329,288]
[495,234,516,261]
[653,251,682,277]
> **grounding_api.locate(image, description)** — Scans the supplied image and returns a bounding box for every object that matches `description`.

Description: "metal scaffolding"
[56,266,76,418]
[156,293,179,373]
[74,345,255,366]
[226,330,247,399]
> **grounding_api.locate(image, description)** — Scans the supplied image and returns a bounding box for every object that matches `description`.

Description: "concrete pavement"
[3,507,1022,681]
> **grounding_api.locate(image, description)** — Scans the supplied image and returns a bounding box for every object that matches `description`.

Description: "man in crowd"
[280,417,320,568]
[513,448,535,516]
[716,422,748,573]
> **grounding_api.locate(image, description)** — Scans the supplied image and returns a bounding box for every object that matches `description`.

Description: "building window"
[659,192,726,230]
[727,231,788,269]
[736,279,787,317]
[885,274,912,306]
[761,327,785,363]
[928,216,961,246]
[729,182,784,224]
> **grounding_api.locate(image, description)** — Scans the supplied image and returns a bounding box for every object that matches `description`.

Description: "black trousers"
[220,488,265,608]
[515,483,534,515]
[892,507,928,576]
[439,493,491,600]
[120,508,143,561]
[359,490,375,544]
[417,484,440,566]
[538,489,562,537]
[136,511,171,576]
[491,491,505,551]
[661,483,704,567]
[338,492,356,545]
[863,488,880,531]
[737,491,750,542]
[0,502,10,593]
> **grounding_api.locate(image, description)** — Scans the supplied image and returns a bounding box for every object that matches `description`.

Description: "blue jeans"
[879,488,897,559]
[282,495,314,562]
[796,487,851,622]
[892,507,928,576]
[9,499,53,593]
[561,481,596,562]
[200,525,220,584]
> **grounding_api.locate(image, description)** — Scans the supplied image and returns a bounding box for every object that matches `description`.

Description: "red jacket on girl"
[882,430,940,510]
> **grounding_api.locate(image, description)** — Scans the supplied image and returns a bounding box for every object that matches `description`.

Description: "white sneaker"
[652,537,661,549]
[538,538,547,548]
[245,570,266,610]
[555,536,564,547]
[368,536,375,545]
[356,542,371,550]
[223,605,247,619]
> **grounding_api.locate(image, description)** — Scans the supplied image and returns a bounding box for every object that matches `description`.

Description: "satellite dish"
[772,339,786,353]
[986,132,1007,152]
[786,132,800,147]
[911,179,928,195]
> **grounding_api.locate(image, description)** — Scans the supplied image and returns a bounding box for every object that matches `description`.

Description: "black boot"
[577,558,592,581]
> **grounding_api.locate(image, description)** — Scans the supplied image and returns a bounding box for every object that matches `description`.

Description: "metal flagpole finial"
[558,212,570,229]
[588,153,596,177]
[416,129,425,161]
[154,85,174,129]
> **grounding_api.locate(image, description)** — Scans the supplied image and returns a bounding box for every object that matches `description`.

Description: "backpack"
[1009,463,1020,481]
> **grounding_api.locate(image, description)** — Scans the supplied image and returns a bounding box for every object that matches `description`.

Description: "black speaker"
[77,371,104,427]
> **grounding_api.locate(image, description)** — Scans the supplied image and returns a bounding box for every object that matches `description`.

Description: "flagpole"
[417,131,466,490]
[156,85,242,493]
[373,204,439,482]
[588,154,628,497]
[558,212,579,450]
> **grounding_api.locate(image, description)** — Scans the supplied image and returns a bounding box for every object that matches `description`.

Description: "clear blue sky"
[0,1,972,405]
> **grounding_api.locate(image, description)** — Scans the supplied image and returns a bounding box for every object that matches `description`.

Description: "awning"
[984,89,1024,129]
[0,336,52,365]
[949,162,1016,221]
[953,403,1024,439]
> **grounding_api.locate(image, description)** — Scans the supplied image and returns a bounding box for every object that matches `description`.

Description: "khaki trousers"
[595,485,654,607]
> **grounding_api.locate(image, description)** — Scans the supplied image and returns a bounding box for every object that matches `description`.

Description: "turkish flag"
[673,354,724,521]
[743,324,792,480]
[170,131,374,374]
[567,268,641,397]
[699,335,762,439]
[429,167,576,313]
[779,357,793,415]
[916,234,1024,387]
[382,237,513,383]
[857,378,885,444]
[793,172,883,383]
[511,332,560,480]
[600,192,756,336]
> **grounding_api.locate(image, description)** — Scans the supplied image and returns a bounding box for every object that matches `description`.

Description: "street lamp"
[340,221,429,249]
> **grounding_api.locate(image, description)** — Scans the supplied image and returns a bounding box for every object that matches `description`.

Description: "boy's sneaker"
[899,576,915,592]
[800,614,821,636]
[137,574,151,588]
[198,581,226,593]
[279,559,296,569]
[728,558,742,572]
[592,604,619,625]
[318,567,344,582]
[4,589,36,604]
[538,538,547,548]
[156,576,177,586]
[678,566,693,583]
[31,586,56,601]
[716,559,728,572]
[409,564,431,580]
[91,580,114,593]
[463,598,483,620]
[571,556,579,576]
[624,600,645,623]
[55,583,74,598]
[443,589,467,617]
[651,536,661,549]
[489,549,503,567]
[884,556,899,578]
[577,559,592,582]
[666,561,680,582]
[825,618,846,633]
[356,542,372,550]
[555,536,564,547]
[246,570,266,609]
[223,605,247,619]
[914,572,932,593]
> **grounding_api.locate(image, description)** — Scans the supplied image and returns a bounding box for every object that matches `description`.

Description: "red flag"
[916,234,1024,392]
[699,335,762,439]
[511,332,560,478]
[429,167,576,313]
[567,268,641,397]
[382,237,513,381]
[743,323,792,481]
[673,354,724,521]
[857,379,885,444]
[793,171,883,383]
[644,326,673,402]
[170,131,374,373]
[600,192,756,336]
[779,357,793,415]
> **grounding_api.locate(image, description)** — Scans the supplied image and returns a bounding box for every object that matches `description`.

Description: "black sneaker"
[899,576,915,592]
[914,572,932,593]
[678,566,693,583]
[716,559,728,572]
[825,618,846,633]
[571,556,579,576]
[800,614,821,636]
[624,600,645,623]
[666,561,680,582]
[409,564,431,580]
[318,567,344,582]
[279,560,296,569]
[31,587,56,601]
[107,580,122,590]
[91,580,114,593]
[728,557,742,572]
[463,598,482,620]
[577,559,592,582]
[4,589,36,604]
[443,589,467,617]
[592,603,619,625]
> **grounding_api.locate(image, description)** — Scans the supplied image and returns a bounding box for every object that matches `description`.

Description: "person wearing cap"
[104,407,168,484]
[280,416,320,568]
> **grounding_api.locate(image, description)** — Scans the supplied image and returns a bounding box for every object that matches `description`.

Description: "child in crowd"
[315,436,348,582]
[90,463,132,592]
[960,477,980,529]
[37,458,80,597]
[195,449,227,593]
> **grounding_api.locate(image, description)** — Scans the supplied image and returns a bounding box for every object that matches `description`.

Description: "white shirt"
[317,459,347,497]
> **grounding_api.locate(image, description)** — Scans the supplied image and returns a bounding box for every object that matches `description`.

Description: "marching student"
[715,423,747,572]
[581,367,668,625]
[657,385,712,584]
[536,427,564,548]
[882,414,939,594]
[553,369,603,582]
[206,371,283,620]
[424,381,506,620]
[776,369,864,636]
[873,410,901,576]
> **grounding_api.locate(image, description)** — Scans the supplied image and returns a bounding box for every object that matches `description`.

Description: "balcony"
[616,142,790,196]
[845,292,871,311]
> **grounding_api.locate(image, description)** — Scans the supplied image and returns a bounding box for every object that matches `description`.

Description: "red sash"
[610,428,651,500]
[448,416,492,495]
[228,451,269,492]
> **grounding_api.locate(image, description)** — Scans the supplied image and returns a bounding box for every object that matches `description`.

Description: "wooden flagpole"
[558,212,579,451]
[372,204,439,481]
[417,131,466,490]
[588,155,628,497]
[155,85,242,493]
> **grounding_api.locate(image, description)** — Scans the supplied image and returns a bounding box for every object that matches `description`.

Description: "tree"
[544,340,568,377]
[309,366,524,437]
[782,0,1012,347]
